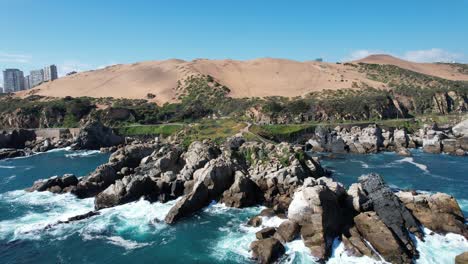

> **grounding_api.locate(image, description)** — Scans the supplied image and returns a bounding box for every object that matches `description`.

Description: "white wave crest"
[395,157,429,173]
[415,227,468,264]
[0,165,16,169]
[65,150,101,158]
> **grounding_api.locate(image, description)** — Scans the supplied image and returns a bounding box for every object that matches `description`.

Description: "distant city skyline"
[1,0,467,84]
[1,64,58,93]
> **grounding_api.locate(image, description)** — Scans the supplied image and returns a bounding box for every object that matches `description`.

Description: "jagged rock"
[221,172,263,208]
[94,175,157,209]
[422,133,443,153]
[452,119,468,137]
[178,141,220,180]
[27,174,78,193]
[226,136,245,151]
[274,220,299,243]
[393,128,409,148]
[397,191,468,238]
[345,183,368,213]
[74,164,118,198]
[397,147,412,157]
[442,139,458,154]
[288,184,342,260]
[341,226,376,258]
[354,212,413,264]
[256,227,276,239]
[455,252,468,264]
[165,157,235,224]
[250,238,285,264]
[0,129,36,149]
[359,174,422,258]
[74,121,124,150]
[0,148,27,160]
[247,216,263,227]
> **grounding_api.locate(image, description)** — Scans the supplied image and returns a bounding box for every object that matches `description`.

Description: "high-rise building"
[43,65,58,82]
[0,86,3,93]
[3,69,25,92]
[30,69,44,87]
[24,75,31,90]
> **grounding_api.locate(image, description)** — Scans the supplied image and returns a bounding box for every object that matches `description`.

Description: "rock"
[397,147,412,157]
[457,137,468,151]
[345,183,368,213]
[274,220,299,243]
[27,174,78,193]
[0,148,27,160]
[74,121,124,150]
[256,227,276,239]
[247,215,263,227]
[442,139,458,154]
[393,128,409,148]
[397,191,468,238]
[221,172,263,208]
[455,252,468,264]
[455,149,466,156]
[178,141,221,180]
[359,174,422,258]
[423,134,442,153]
[452,119,468,137]
[226,136,245,150]
[259,208,276,217]
[165,157,235,224]
[288,184,342,260]
[74,164,118,198]
[94,175,156,209]
[250,238,285,264]
[341,226,376,258]
[354,212,413,264]
[0,129,36,149]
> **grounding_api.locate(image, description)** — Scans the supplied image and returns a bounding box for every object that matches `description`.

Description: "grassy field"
[181,119,247,147]
[115,124,185,137]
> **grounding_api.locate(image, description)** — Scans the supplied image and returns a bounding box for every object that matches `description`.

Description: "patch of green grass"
[116,124,184,137]
[250,124,316,141]
[182,119,246,146]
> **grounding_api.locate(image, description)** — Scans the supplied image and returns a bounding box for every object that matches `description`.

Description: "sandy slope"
[356,54,468,81]
[18,55,467,104]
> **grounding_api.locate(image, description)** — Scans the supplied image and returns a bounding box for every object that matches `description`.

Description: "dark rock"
[250,238,285,264]
[0,148,27,160]
[256,227,276,239]
[0,129,36,149]
[259,208,276,217]
[27,174,78,193]
[359,173,422,258]
[74,121,124,150]
[341,226,376,258]
[221,172,263,208]
[74,164,118,198]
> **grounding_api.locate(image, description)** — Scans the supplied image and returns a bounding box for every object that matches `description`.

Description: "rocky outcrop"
[455,252,468,264]
[0,148,29,159]
[249,238,285,264]
[397,191,468,238]
[27,174,79,193]
[0,129,36,149]
[274,220,300,243]
[165,157,235,224]
[178,141,220,180]
[359,174,422,258]
[354,212,413,264]
[287,181,343,261]
[453,119,468,137]
[220,171,263,208]
[74,121,124,150]
[74,143,157,198]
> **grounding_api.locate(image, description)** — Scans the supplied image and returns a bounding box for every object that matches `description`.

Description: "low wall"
[34,128,81,139]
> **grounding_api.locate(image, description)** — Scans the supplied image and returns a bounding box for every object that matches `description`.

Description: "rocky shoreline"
[21,120,468,264]
[306,119,468,156]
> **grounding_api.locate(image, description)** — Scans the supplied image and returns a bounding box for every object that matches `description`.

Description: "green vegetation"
[116,124,184,137]
[181,119,246,147]
[250,123,316,141]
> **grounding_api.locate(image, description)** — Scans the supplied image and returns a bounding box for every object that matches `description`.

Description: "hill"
[17,56,468,105]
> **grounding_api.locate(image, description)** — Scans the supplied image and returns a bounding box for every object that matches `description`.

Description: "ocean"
[0,148,466,264]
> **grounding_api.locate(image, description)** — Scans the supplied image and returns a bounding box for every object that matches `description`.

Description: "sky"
[1,0,468,84]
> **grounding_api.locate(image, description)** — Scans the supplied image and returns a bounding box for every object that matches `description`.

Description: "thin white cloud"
[343,48,466,63]
[402,48,464,63]
[97,62,118,70]
[342,50,387,62]
[58,61,93,77]
[0,51,32,63]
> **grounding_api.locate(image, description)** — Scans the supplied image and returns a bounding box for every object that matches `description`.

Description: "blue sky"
[1,0,467,81]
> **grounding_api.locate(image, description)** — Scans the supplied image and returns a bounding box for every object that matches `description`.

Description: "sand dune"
[356,54,468,81]
[18,55,467,104]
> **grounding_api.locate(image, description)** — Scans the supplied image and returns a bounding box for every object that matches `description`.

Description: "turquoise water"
[0,148,467,263]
